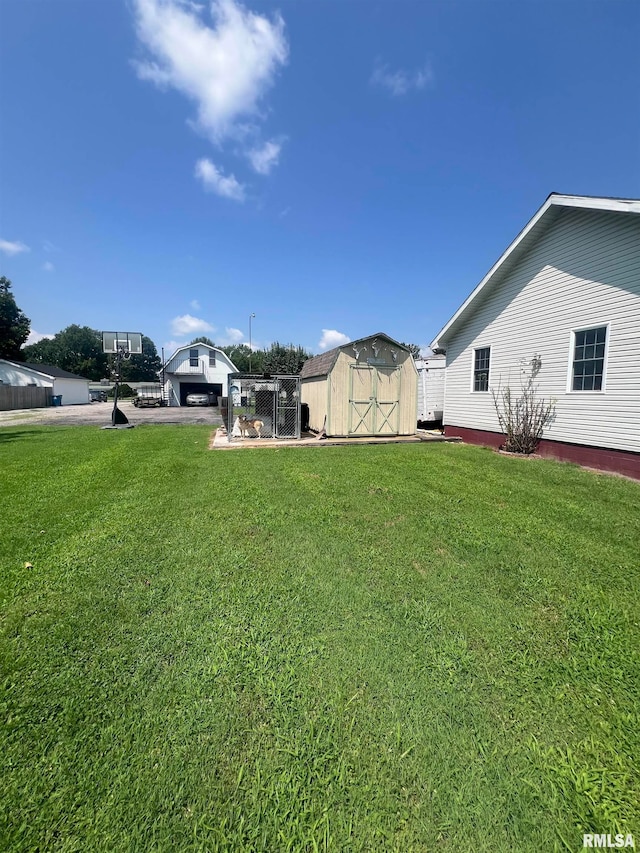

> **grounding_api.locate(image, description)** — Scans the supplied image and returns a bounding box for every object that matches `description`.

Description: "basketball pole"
[110,345,131,426]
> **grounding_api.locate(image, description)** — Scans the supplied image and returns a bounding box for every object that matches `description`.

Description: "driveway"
[0,401,224,428]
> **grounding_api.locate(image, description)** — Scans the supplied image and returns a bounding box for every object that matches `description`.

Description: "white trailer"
[416,355,445,424]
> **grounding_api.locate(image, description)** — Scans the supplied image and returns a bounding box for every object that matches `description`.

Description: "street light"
[249,313,255,372]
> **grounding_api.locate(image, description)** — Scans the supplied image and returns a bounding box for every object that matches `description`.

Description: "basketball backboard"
[102,332,143,355]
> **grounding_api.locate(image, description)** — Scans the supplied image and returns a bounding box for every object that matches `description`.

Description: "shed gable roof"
[430,193,640,350]
[1,360,89,381]
[300,333,408,379]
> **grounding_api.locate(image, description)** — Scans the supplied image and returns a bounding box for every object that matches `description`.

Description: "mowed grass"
[1,426,639,852]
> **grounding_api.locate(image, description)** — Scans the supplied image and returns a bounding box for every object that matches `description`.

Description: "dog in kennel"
[237,414,265,439]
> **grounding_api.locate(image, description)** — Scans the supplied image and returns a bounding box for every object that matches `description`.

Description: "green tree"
[23,325,108,380]
[119,335,162,382]
[219,342,311,374]
[21,335,60,365]
[262,342,312,374]
[0,277,30,361]
[189,336,216,347]
[399,342,421,359]
[219,344,257,373]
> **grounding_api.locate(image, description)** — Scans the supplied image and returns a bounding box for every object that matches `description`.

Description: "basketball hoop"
[101,331,143,429]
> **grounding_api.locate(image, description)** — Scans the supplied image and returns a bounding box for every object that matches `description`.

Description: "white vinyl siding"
[163,345,238,406]
[416,357,445,421]
[50,378,90,405]
[443,207,640,453]
[0,363,89,404]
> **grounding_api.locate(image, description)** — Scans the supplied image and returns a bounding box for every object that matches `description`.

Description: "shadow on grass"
[0,428,50,444]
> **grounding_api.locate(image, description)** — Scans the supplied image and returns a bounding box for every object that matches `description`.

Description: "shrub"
[107,383,135,399]
[492,355,555,455]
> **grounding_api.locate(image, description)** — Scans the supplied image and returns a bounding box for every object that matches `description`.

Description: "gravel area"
[0,401,224,428]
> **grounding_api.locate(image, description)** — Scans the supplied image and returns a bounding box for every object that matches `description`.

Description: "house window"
[189,348,199,367]
[209,351,216,367]
[473,347,491,392]
[572,326,607,391]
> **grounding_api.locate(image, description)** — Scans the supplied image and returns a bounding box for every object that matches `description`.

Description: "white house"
[0,360,90,406]
[162,343,238,406]
[430,194,640,479]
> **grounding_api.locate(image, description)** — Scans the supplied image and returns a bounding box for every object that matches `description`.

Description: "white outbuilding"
[415,354,446,425]
[0,360,90,408]
[300,333,418,437]
[162,343,238,406]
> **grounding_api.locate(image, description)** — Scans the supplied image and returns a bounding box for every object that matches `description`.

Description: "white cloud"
[195,158,245,200]
[319,329,351,351]
[171,313,215,336]
[248,138,283,175]
[190,298,201,310]
[162,339,185,356]
[371,59,434,96]
[133,0,288,143]
[220,326,243,344]
[26,330,54,345]
[0,239,30,256]
[42,261,54,272]
[43,240,61,253]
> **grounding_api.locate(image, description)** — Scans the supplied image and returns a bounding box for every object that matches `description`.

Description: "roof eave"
[429,193,640,351]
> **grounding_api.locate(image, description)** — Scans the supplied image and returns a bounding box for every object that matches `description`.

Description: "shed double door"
[348,365,400,436]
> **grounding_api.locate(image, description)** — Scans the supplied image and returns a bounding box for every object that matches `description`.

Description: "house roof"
[165,341,217,358]
[430,193,640,351]
[1,360,89,380]
[164,342,238,370]
[300,333,408,379]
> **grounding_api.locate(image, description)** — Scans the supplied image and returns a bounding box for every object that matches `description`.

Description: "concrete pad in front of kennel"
[210,428,455,450]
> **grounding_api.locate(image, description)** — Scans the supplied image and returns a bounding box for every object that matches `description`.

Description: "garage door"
[348,365,400,436]
[179,382,222,406]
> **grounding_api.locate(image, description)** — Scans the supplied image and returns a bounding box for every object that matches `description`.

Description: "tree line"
[191,337,312,374]
[1,277,422,382]
[0,277,161,381]
[23,327,162,382]
[0,279,313,381]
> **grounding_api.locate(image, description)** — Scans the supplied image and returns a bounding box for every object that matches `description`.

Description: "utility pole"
[249,312,255,372]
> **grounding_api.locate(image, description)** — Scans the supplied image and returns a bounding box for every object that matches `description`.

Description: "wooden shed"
[300,333,418,437]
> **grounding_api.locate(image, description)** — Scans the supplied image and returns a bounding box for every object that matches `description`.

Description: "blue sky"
[1,0,638,358]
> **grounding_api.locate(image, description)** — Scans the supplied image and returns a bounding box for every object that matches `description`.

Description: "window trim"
[189,348,199,368]
[567,323,610,394]
[471,345,491,392]
[208,350,216,367]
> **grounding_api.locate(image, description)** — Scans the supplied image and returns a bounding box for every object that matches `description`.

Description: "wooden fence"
[0,385,53,411]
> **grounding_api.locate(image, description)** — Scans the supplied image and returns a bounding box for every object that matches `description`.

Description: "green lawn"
[1,426,638,852]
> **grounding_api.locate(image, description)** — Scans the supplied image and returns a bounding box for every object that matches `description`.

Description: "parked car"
[186,392,212,406]
[89,389,108,402]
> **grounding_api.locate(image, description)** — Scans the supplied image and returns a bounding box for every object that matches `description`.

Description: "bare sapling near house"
[491,354,555,454]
